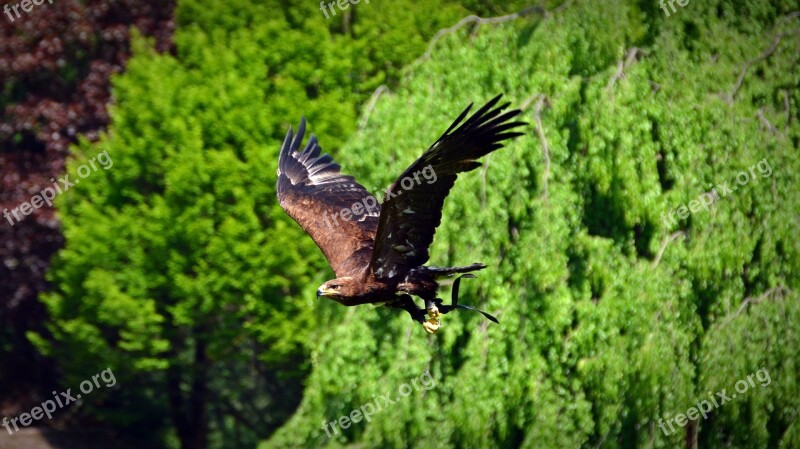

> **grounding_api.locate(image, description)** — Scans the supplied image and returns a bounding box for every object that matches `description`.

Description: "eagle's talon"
[422,318,440,334]
[426,304,440,320]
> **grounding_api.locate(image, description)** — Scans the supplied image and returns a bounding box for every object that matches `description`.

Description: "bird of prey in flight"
[277,94,526,333]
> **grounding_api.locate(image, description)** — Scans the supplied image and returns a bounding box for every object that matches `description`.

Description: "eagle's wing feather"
[277,118,379,277]
[368,95,526,282]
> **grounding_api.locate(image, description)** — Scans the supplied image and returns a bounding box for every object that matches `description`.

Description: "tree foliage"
[26,0,800,448]
[261,1,800,448]
[0,0,174,405]
[32,1,477,448]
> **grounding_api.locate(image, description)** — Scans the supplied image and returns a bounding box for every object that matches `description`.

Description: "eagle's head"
[316,277,359,302]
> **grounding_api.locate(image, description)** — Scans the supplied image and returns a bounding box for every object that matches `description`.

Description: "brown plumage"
[276,94,526,333]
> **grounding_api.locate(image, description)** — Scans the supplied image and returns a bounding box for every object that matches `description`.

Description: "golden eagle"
[277,95,526,333]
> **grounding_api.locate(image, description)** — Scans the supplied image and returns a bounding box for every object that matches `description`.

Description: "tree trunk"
[166,327,209,449]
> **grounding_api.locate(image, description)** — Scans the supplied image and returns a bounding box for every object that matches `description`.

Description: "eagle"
[276,94,526,333]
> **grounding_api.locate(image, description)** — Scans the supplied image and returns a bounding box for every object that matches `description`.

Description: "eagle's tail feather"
[423,263,487,279]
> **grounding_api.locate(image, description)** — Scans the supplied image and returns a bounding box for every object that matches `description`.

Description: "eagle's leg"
[397,277,442,334]
[420,294,443,334]
[384,294,427,325]
[422,299,441,334]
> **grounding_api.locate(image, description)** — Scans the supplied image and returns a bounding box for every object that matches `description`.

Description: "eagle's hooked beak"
[316,286,336,297]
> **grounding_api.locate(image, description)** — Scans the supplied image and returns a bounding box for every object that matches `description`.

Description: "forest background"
[1,0,798,448]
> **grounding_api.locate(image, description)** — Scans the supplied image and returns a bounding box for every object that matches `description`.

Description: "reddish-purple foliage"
[0,0,174,404]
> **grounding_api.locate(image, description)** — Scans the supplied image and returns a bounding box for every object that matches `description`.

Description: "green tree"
[32,1,477,448]
[261,1,800,448]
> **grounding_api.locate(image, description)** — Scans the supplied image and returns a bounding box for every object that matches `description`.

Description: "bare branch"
[480,154,490,207]
[422,8,539,60]
[520,93,554,199]
[413,1,573,66]
[607,47,643,102]
[358,85,390,130]
[722,286,791,326]
[533,95,551,199]
[783,90,791,135]
[519,93,540,111]
[648,80,661,97]
[757,107,783,137]
[652,231,685,269]
[728,28,800,102]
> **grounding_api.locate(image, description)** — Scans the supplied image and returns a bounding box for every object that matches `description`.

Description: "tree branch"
[757,107,783,137]
[652,231,685,268]
[728,27,800,102]
[783,89,791,135]
[358,84,390,130]
[533,95,551,199]
[520,93,553,199]
[413,1,573,66]
[722,286,791,326]
[607,47,643,102]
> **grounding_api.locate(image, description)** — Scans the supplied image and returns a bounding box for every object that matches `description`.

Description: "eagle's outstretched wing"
[368,95,526,282]
[277,118,379,277]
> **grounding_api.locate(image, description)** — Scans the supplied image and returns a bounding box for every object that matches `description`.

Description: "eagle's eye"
[330,284,340,289]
